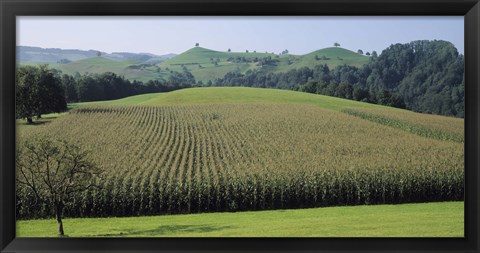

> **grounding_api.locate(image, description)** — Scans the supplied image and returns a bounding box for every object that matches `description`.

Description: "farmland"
[16,87,464,219]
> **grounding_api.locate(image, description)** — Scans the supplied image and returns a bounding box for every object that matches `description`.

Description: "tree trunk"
[27,117,33,124]
[55,204,65,236]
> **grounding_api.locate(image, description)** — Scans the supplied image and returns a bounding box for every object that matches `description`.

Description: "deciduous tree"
[16,137,103,236]
[16,65,67,124]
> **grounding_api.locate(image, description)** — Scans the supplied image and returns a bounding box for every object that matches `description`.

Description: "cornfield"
[16,104,464,219]
[343,108,464,142]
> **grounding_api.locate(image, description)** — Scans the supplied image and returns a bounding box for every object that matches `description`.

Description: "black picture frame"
[1,0,479,252]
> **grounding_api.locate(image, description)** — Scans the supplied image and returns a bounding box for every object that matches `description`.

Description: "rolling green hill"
[160,47,277,82]
[293,47,369,68]
[162,47,273,65]
[74,86,384,110]
[20,46,370,83]
[160,47,369,82]
[260,47,369,73]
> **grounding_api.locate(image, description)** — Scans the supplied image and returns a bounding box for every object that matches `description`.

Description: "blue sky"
[17,16,464,56]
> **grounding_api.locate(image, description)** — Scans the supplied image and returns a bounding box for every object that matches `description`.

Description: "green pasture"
[17,201,463,237]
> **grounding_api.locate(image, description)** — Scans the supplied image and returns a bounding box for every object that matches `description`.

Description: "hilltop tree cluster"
[226,55,278,66]
[213,40,464,117]
[314,55,330,61]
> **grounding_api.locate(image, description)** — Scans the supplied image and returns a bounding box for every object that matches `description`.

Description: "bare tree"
[16,137,103,236]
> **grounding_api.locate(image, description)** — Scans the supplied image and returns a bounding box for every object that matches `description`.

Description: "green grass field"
[17,201,463,237]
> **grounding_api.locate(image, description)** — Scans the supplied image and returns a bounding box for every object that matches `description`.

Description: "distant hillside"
[256,47,369,73]
[163,47,273,65]
[16,46,176,64]
[47,56,174,83]
[159,47,274,82]
[298,47,369,68]
[19,46,369,83]
[52,57,137,74]
[159,46,368,82]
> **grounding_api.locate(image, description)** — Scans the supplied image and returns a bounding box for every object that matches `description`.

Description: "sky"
[17,16,464,56]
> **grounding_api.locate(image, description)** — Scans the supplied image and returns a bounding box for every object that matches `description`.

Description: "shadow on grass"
[17,113,69,127]
[96,224,236,237]
[17,120,52,126]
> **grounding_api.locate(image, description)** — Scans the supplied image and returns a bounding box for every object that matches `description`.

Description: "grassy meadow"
[17,201,463,237]
[17,88,464,230]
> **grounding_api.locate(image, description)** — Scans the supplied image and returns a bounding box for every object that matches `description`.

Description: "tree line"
[211,64,406,109]
[62,69,194,102]
[211,40,464,117]
[16,65,195,123]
